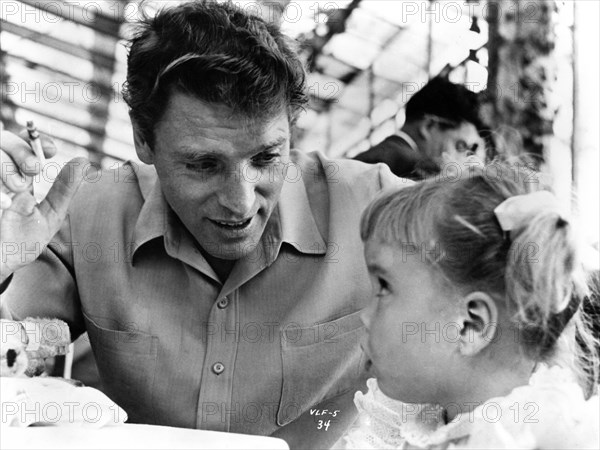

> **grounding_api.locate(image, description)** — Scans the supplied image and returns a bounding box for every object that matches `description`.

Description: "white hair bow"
[493,190,566,232]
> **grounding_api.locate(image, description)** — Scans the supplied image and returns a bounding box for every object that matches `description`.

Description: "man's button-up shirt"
[211,362,225,375]
[4,150,408,435]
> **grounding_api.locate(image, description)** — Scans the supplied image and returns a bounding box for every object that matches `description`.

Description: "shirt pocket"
[84,314,159,424]
[277,310,366,426]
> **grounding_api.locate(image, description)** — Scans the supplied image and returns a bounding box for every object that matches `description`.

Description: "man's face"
[149,91,290,261]
[427,121,485,166]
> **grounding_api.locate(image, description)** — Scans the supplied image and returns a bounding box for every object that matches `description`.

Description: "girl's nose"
[360,300,376,331]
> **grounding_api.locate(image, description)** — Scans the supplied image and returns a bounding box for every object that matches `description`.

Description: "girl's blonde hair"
[360,162,598,394]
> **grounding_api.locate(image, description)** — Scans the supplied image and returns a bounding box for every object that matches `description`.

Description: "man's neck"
[396,129,420,154]
[398,123,424,154]
[197,246,236,282]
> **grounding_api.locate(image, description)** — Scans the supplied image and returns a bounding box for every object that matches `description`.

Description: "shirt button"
[217,297,229,309]
[212,362,225,375]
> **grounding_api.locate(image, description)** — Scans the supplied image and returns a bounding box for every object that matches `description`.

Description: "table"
[1,424,289,449]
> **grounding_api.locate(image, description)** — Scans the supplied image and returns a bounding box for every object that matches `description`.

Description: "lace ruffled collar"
[351,378,444,448]
[349,366,599,449]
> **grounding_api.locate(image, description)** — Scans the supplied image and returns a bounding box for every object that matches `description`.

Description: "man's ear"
[457,291,499,356]
[418,116,436,140]
[130,116,154,165]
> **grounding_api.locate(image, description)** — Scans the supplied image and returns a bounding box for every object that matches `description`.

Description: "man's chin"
[199,238,264,261]
[195,215,272,261]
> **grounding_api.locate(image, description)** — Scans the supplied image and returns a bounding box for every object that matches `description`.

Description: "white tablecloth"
[1,424,289,449]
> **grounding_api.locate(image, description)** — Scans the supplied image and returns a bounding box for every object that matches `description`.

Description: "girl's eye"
[376,277,390,297]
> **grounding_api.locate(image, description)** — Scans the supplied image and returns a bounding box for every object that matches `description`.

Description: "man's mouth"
[211,217,253,230]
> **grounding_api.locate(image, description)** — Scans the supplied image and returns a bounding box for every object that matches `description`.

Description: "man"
[0,2,404,448]
[353,77,488,180]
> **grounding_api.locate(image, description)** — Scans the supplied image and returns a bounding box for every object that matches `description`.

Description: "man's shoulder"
[292,149,381,188]
[357,135,416,161]
[287,151,411,247]
[69,160,155,214]
[291,150,411,195]
[370,134,412,151]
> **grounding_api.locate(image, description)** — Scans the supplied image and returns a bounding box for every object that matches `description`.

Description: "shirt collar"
[130,166,168,258]
[396,130,419,153]
[130,164,327,260]
[276,172,327,255]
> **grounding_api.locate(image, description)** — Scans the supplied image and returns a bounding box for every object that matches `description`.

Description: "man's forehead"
[446,121,480,139]
[163,89,290,131]
[155,98,290,157]
[237,112,291,135]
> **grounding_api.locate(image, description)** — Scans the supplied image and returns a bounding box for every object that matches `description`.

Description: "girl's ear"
[458,291,499,356]
[130,116,154,165]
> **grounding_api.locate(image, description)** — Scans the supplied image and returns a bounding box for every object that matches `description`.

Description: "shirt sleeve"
[1,214,85,340]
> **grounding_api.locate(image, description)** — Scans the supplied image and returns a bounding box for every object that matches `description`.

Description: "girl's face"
[361,238,462,404]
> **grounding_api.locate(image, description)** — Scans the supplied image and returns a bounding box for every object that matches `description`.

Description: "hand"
[0,125,86,283]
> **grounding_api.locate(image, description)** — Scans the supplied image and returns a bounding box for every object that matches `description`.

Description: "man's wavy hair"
[122,0,308,148]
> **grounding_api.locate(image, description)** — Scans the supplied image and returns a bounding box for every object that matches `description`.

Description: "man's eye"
[454,140,468,152]
[252,153,280,166]
[455,141,479,156]
[186,160,219,172]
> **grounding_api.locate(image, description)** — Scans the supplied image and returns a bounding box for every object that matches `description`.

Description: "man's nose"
[6,349,17,367]
[218,168,257,217]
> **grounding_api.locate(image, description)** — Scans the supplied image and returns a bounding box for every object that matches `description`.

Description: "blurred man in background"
[354,77,489,179]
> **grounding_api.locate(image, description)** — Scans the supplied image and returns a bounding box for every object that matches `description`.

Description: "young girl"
[337,163,599,449]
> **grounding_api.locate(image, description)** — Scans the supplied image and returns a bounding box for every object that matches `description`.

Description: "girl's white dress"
[335,366,599,449]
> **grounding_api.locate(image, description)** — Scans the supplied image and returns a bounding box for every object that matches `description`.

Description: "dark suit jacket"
[353,135,439,180]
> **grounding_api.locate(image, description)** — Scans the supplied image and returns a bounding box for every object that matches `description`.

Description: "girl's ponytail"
[506,210,582,357]
[500,195,597,392]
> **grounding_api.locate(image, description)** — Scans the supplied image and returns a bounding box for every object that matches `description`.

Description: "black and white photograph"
[1,0,599,448]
